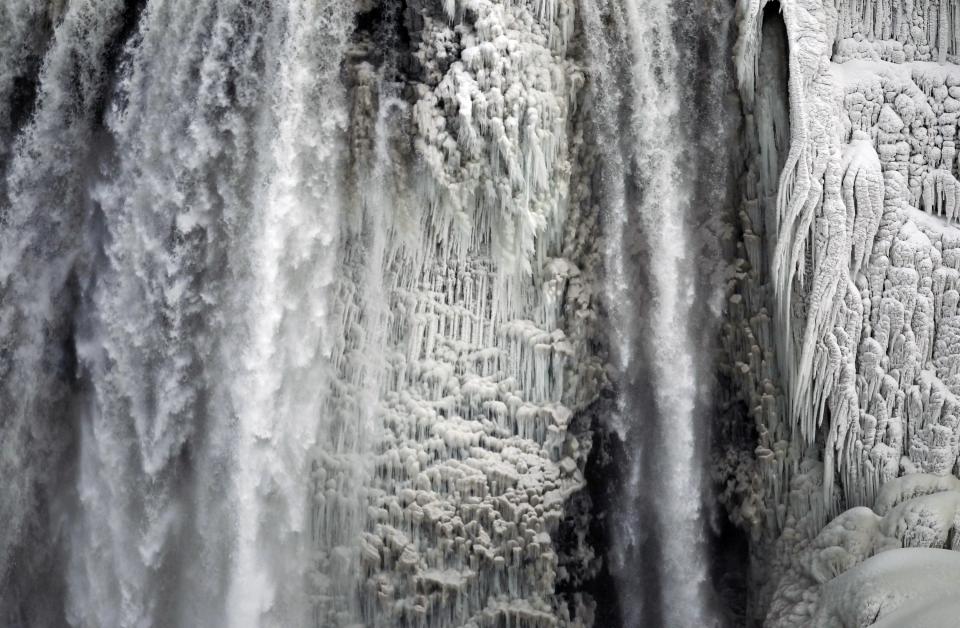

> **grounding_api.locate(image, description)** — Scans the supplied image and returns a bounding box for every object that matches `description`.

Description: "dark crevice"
[350,0,413,80]
[553,401,608,623]
[8,75,42,138]
[576,396,626,628]
[757,1,791,202]
[92,0,148,127]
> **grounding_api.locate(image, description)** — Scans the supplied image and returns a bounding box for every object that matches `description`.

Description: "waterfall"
[587,0,737,625]
[0,1,743,626]
[2,2,362,625]
[614,0,713,622]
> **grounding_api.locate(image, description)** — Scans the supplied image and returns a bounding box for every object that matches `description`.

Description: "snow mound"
[814,548,960,628]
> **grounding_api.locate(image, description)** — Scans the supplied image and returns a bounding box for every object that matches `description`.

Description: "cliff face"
[722,0,960,624]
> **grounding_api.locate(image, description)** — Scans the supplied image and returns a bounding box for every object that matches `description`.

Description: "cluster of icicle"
[835,0,960,64]
[336,0,603,626]
[723,0,960,621]
[412,0,581,278]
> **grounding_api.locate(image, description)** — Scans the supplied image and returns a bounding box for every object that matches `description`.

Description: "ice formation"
[342,2,604,625]
[720,0,960,624]
[765,475,960,626]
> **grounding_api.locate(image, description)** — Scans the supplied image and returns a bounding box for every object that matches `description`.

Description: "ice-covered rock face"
[412,0,579,277]
[337,2,604,626]
[722,0,960,623]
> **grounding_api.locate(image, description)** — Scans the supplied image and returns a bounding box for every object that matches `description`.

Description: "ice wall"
[340,1,604,624]
[721,0,960,623]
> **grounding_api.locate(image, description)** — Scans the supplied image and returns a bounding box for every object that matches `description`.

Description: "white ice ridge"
[724,0,960,622]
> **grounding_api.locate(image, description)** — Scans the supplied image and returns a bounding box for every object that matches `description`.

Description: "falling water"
[588,0,738,625]
[622,1,713,621]
[1,2,361,625]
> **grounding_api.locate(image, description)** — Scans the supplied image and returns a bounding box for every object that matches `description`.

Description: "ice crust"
[814,548,960,627]
[724,0,960,623]
[764,475,960,626]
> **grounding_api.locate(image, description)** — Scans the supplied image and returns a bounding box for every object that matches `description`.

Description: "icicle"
[841,132,885,277]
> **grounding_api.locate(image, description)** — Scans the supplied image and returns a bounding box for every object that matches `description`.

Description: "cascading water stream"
[621,1,712,622]
[225,2,356,625]
[589,0,737,625]
[1,2,362,625]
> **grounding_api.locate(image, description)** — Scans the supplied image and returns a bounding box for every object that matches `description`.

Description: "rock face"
[720,0,960,624]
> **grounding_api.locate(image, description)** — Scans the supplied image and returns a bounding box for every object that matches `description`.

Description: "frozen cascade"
[719,0,960,625]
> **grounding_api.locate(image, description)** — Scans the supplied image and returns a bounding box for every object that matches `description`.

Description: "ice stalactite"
[412,0,579,280]
[835,0,960,64]
[843,134,885,278]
